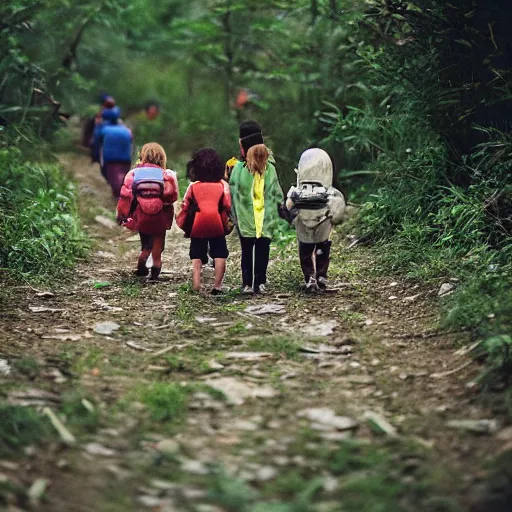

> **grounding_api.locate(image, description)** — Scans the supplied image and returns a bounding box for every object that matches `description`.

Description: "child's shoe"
[255,284,267,294]
[305,276,318,292]
[149,266,161,281]
[135,262,149,277]
[241,285,254,295]
[211,287,224,296]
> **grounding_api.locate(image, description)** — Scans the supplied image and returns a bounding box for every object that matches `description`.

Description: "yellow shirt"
[252,172,265,238]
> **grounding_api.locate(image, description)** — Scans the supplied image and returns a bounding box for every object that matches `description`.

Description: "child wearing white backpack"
[286,148,346,291]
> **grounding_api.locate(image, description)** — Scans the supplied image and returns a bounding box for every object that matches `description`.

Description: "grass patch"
[13,357,40,379]
[60,391,100,434]
[0,404,53,458]
[246,335,301,360]
[135,382,189,424]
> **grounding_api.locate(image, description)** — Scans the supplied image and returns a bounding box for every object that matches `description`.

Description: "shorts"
[190,236,229,264]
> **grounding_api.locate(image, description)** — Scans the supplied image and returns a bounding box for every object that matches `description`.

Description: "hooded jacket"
[286,148,345,244]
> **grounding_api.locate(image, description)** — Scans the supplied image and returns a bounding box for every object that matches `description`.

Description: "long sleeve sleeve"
[116,171,135,220]
[327,188,346,225]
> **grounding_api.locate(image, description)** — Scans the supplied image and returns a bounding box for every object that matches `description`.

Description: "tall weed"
[0,135,88,279]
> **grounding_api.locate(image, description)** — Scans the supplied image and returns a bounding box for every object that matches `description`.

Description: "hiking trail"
[1,152,506,512]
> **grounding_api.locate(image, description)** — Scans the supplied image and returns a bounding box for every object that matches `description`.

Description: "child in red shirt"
[117,143,178,280]
[177,148,232,294]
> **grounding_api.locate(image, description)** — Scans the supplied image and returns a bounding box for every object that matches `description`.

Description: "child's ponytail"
[246,144,270,175]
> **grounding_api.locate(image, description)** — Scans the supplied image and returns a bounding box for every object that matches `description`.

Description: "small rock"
[155,439,180,456]
[28,478,49,504]
[446,419,499,435]
[206,360,224,371]
[204,377,277,405]
[496,426,512,442]
[0,359,11,376]
[297,408,358,431]
[363,411,398,437]
[371,358,380,366]
[29,306,64,313]
[195,316,217,324]
[137,495,163,508]
[232,419,259,431]
[94,321,120,335]
[388,296,398,301]
[438,283,456,296]
[225,352,273,361]
[403,293,422,302]
[302,319,338,337]
[84,442,117,457]
[94,215,118,230]
[364,319,374,326]
[149,479,178,491]
[181,459,209,475]
[323,476,339,492]
[389,282,399,287]
[35,291,54,298]
[256,466,277,481]
[96,251,115,259]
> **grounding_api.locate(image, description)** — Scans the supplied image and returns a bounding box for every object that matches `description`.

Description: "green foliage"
[60,392,100,434]
[136,382,189,424]
[0,404,53,458]
[472,335,512,384]
[0,138,88,279]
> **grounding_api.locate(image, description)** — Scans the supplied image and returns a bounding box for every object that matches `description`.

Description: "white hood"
[297,148,333,188]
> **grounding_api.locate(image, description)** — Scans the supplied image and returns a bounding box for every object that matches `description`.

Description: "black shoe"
[149,266,161,280]
[211,287,224,296]
[135,263,149,276]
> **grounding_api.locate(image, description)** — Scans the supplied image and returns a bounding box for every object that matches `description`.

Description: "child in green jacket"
[229,121,284,294]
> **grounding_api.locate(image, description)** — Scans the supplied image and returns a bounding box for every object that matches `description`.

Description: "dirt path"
[1,153,508,512]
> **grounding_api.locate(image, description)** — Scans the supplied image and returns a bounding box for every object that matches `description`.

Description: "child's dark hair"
[187,148,224,183]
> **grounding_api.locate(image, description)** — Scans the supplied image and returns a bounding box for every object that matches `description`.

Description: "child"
[92,106,133,198]
[176,148,232,294]
[286,148,345,291]
[116,143,178,280]
[229,121,284,294]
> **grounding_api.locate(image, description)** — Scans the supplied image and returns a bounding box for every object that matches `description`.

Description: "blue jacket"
[93,123,132,164]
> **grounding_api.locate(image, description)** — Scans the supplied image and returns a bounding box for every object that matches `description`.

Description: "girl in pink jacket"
[117,143,178,280]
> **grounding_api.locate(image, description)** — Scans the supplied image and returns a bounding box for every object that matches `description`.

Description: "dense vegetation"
[1,1,510,376]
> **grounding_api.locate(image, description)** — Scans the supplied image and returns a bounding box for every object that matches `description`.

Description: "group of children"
[115,121,346,294]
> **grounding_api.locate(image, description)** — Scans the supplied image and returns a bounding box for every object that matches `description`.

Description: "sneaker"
[305,277,318,292]
[255,283,268,294]
[241,285,254,295]
[211,287,224,296]
[317,276,327,290]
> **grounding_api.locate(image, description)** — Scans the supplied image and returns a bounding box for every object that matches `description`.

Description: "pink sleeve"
[117,171,134,219]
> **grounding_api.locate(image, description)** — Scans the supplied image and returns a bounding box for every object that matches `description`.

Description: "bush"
[0,138,88,279]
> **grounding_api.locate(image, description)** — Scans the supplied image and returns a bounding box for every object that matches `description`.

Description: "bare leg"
[151,235,165,269]
[192,259,202,291]
[213,258,226,290]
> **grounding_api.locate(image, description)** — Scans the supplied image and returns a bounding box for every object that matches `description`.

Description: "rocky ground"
[0,152,510,512]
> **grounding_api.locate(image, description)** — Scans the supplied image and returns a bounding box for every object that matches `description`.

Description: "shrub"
[0,140,88,279]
